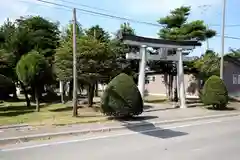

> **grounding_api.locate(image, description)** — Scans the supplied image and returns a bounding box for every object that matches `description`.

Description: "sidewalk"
[1,103,240,145]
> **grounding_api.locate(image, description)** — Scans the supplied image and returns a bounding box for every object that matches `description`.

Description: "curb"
[0,124,29,130]
[1,112,240,145]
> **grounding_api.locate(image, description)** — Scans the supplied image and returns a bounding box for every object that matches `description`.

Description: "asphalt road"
[1,116,240,160]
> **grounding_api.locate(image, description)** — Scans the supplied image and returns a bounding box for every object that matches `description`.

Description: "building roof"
[224,55,240,67]
[118,33,202,49]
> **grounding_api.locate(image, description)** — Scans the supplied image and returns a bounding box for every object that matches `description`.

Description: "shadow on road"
[123,120,188,139]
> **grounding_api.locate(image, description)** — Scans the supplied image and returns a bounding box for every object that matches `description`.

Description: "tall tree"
[118,22,135,35]
[194,50,220,81]
[61,22,84,42]
[85,25,111,96]
[0,49,16,79]
[85,25,110,43]
[16,51,49,111]
[114,22,139,83]
[227,48,240,58]
[158,6,216,41]
[15,16,60,58]
[0,19,16,50]
[154,6,216,100]
[55,36,113,108]
[0,16,60,102]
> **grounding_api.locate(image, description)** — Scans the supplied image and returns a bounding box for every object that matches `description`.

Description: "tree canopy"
[85,25,110,43]
[16,51,49,86]
[119,22,135,35]
[158,6,216,41]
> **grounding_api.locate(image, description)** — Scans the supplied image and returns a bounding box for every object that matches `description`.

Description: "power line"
[214,34,240,40]
[17,0,240,41]
[57,1,240,28]
[210,24,240,27]
[20,0,240,30]
[20,0,72,12]
[36,0,162,27]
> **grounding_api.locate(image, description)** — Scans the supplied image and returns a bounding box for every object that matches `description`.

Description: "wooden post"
[72,8,78,117]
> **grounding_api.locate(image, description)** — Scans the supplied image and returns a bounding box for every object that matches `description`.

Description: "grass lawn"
[0,95,167,126]
[0,100,108,126]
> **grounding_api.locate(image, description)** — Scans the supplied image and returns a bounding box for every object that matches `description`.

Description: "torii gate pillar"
[177,48,186,108]
[138,45,147,98]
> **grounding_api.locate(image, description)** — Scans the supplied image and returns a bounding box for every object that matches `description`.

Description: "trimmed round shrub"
[16,51,48,86]
[101,73,143,117]
[202,75,228,109]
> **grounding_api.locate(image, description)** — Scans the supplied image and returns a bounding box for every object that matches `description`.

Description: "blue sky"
[0,0,240,57]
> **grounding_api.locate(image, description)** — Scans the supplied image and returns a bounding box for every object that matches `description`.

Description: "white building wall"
[98,74,199,98]
[145,74,199,98]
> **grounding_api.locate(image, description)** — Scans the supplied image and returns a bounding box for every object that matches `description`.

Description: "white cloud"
[121,0,222,16]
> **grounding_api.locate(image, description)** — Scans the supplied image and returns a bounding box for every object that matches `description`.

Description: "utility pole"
[220,0,226,79]
[72,8,78,117]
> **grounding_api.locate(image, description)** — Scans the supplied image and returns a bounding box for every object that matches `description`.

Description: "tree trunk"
[20,82,30,107]
[169,74,174,101]
[173,75,179,102]
[78,83,82,96]
[68,80,73,100]
[95,82,99,97]
[12,87,18,100]
[163,73,169,99]
[87,83,95,107]
[167,74,173,101]
[35,87,40,112]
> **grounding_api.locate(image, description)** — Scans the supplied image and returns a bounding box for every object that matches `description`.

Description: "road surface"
[1,116,240,160]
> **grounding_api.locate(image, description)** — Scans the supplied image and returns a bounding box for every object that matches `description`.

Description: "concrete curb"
[1,112,240,145]
[0,124,29,130]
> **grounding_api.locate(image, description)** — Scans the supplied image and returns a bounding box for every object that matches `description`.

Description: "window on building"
[238,75,240,84]
[233,74,238,84]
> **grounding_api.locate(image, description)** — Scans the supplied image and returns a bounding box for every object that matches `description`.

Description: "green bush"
[16,51,48,86]
[101,73,143,117]
[202,75,228,109]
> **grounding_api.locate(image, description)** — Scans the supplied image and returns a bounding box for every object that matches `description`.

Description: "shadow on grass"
[50,106,77,112]
[76,114,104,118]
[143,105,153,110]
[145,99,166,103]
[4,98,26,103]
[0,110,34,117]
[78,95,88,98]
[0,104,50,112]
[49,105,101,113]
[123,121,188,139]
[207,106,236,111]
[186,97,200,101]
[0,105,36,112]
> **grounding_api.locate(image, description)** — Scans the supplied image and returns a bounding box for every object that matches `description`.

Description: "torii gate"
[118,33,201,108]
